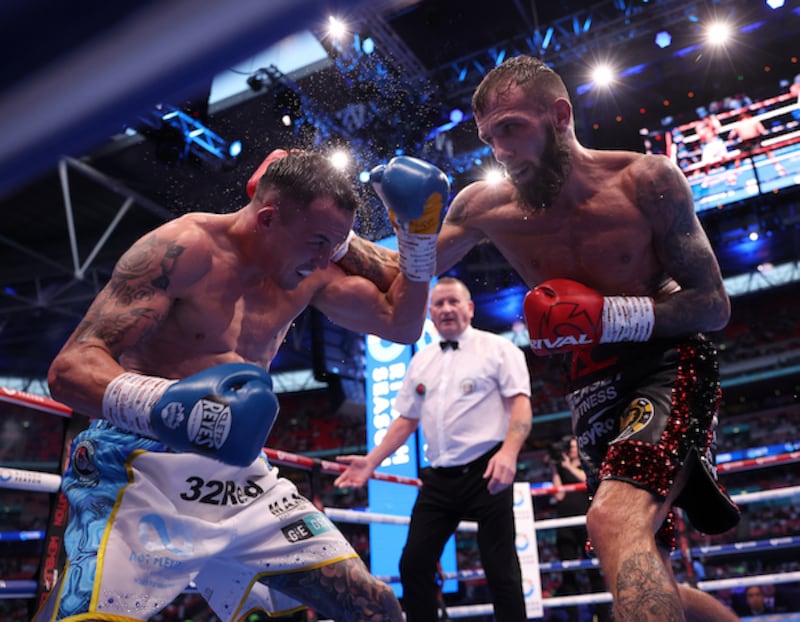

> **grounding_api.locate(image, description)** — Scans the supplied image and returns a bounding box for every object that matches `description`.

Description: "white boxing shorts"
[700,137,728,164]
[34,420,358,622]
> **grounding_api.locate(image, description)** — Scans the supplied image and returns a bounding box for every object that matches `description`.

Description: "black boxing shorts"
[566,333,740,546]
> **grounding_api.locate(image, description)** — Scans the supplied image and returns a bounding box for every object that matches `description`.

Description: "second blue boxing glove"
[103,363,279,467]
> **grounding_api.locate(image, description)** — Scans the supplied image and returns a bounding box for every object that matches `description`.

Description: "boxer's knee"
[587,479,659,553]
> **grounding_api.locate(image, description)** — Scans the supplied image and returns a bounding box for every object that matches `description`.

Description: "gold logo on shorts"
[617,397,654,440]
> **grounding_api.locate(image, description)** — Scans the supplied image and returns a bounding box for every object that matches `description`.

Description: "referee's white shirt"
[393,326,531,468]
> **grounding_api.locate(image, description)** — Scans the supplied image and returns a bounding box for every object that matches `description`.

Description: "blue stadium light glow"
[655,31,672,49]
[672,43,701,58]
[228,140,242,158]
[359,170,370,183]
[362,37,375,55]
[766,0,785,9]
[620,63,647,77]
[727,236,768,263]
[541,27,554,50]
[741,21,767,34]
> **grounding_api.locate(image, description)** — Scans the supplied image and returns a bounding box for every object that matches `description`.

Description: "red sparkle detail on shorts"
[601,440,673,499]
[598,336,724,548]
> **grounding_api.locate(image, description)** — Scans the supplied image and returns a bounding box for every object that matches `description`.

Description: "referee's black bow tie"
[440,340,459,351]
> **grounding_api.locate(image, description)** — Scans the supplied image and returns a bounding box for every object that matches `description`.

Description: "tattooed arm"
[47,219,210,417]
[312,255,431,344]
[334,234,401,293]
[637,155,731,336]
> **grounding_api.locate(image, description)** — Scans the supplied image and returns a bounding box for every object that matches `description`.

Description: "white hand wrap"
[102,372,177,437]
[600,296,655,343]
[396,229,437,282]
[330,229,357,263]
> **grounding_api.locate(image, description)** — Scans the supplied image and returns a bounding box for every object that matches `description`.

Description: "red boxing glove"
[524,279,655,356]
[246,149,289,199]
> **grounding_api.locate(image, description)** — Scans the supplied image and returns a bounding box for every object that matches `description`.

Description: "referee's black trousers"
[399,447,527,621]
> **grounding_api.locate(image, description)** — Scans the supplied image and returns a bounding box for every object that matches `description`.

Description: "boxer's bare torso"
[729,116,765,142]
[118,215,325,378]
[437,150,686,300]
[49,195,427,417]
[99,208,348,378]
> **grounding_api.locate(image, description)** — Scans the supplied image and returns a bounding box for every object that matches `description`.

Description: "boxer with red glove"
[524,279,655,356]
[370,155,450,281]
[102,363,279,466]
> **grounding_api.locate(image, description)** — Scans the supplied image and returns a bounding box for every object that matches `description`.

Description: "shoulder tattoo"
[445,195,469,226]
[75,235,184,346]
[112,235,186,301]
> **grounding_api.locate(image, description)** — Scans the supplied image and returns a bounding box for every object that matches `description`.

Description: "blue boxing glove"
[102,363,279,466]
[370,156,449,281]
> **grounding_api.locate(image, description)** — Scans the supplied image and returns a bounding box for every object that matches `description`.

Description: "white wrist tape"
[330,229,357,263]
[396,230,437,282]
[102,372,177,437]
[600,296,655,343]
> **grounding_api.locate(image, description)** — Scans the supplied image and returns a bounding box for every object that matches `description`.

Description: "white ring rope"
[6,468,793,531]
[6,572,800,614]
[0,467,61,493]
[328,483,800,532]
[5,457,800,516]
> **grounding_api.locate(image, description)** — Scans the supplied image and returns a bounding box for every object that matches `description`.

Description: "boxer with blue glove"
[102,362,279,466]
[41,150,416,622]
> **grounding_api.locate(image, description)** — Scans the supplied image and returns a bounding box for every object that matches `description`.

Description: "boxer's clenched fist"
[524,279,655,355]
[103,363,279,466]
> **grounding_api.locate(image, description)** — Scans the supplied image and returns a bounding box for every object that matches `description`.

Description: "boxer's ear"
[552,98,572,132]
[257,206,277,229]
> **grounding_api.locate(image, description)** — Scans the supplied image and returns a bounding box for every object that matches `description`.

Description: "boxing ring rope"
[2,386,800,619]
[263,448,422,487]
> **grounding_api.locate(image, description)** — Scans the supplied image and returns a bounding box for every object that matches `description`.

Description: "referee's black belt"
[430,443,501,477]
